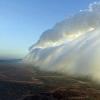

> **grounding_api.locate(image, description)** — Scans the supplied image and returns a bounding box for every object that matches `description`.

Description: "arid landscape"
[0,60,100,100]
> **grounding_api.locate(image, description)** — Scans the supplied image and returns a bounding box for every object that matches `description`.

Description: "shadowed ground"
[0,60,100,100]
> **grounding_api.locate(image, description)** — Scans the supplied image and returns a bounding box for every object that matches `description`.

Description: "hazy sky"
[0,0,99,58]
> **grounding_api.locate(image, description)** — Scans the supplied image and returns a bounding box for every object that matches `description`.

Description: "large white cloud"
[24,2,100,82]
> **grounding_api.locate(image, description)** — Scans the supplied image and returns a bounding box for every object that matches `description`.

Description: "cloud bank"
[25,2,100,82]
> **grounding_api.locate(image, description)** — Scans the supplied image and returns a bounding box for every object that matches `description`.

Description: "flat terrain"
[0,61,100,100]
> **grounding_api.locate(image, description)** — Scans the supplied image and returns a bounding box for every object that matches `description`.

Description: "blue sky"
[0,0,99,58]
